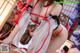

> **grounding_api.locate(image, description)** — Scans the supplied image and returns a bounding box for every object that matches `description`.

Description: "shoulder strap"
[44,6,49,17]
[31,0,41,12]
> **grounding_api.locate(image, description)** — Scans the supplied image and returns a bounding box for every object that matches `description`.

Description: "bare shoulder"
[50,4,63,16]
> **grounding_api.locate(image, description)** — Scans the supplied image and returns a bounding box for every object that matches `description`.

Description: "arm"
[51,4,62,16]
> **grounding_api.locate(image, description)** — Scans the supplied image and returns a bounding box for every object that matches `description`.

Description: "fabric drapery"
[28,17,57,53]
[11,11,31,47]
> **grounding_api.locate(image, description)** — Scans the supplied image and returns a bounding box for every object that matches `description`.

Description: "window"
[0,0,16,30]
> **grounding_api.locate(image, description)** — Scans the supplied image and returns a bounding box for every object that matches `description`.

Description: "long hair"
[42,0,63,7]
[42,0,54,7]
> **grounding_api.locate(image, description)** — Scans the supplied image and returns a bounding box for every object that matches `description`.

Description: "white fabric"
[17,39,32,49]
[28,18,58,53]
[11,11,31,47]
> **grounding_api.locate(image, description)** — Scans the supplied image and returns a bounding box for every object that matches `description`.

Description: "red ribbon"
[13,0,32,24]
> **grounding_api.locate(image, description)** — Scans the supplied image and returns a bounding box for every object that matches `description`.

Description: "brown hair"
[42,0,63,7]
[42,0,55,7]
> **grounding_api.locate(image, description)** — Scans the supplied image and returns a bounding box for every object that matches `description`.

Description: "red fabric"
[56,27,63,36]
[35,7,50,53]
[65,22,70,30]
[17,1,24,9]
[14,0,50,52]
[13,0,30,24]
[69,19,77,35]
[29,2,50,52]
[31,18,40,25]
[13,0,41,25]
[29,0,48,25]
[26,0,32,4]
[30,7,49,25]
[72,19,77,29]
[30,6,50,53]
[35,21,50,53]
[13,10,22,24]
[20,48,28,51]
[31,13,48,21]
[13,0,42,25]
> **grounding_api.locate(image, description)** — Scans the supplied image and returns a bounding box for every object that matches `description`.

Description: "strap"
[69,19,77,33]
[35,21,50,53]
[31,0,40,12]
[31,18,40,25]
[45,6,49,17]
[30,5,50,25]
[20,0,32,12]
[65,22,70,30]
[68,19,78,39]
[13,0,40,24]
[31,13,48,21]
[35,6,51,53]
[30,1,49,25]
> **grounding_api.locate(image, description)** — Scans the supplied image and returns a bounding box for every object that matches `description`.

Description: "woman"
[1,0,68,53]
[26,0,68,53]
